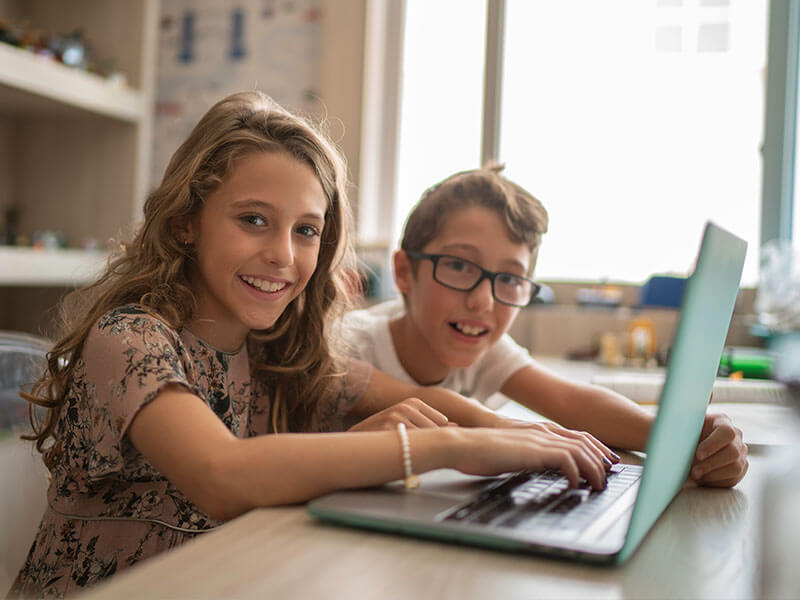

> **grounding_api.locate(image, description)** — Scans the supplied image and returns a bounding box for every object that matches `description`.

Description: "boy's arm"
[500,364,654,450]
[350,368,507,429]
[501,364,749,487]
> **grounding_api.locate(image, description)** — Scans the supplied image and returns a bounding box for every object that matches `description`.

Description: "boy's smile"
[392,206,532,385]
[183,151,327,352]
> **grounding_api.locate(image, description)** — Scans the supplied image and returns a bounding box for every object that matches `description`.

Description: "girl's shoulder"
[97,303,177,331]
[91,303,183,350]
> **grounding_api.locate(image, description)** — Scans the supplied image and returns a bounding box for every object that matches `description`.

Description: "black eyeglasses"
[406,251,540,307]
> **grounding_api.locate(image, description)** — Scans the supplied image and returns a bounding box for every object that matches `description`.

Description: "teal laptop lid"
[617,222,746,563]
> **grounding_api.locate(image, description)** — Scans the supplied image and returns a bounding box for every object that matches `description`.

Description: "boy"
[344,165,748,488]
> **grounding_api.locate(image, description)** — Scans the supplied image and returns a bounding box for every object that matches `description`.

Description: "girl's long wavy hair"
[24,91,357,456]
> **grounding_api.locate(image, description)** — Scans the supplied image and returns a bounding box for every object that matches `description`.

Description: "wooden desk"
[81,358,799,599]
[81,454,770,599]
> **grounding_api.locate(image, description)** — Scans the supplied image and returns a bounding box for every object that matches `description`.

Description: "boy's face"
[395,205,532,370]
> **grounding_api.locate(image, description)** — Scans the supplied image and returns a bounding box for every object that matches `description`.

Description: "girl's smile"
[239,274,292,294]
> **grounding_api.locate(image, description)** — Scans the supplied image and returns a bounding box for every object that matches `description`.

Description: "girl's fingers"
[545,448,580,488]
[534,423,615,470]
[525,432,606,490]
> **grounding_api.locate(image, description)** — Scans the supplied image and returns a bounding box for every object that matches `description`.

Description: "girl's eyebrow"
[231,199,325,223]
[439,243,528,272]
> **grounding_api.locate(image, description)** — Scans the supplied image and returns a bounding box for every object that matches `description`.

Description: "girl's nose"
[264,230,294,267]
[465,277,494,312]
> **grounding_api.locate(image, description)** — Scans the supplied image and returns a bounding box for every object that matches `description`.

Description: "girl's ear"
[393,250,413,294]
[171,216,195,245]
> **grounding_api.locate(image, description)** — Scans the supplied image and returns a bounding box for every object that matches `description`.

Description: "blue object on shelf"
[639,275,686,309]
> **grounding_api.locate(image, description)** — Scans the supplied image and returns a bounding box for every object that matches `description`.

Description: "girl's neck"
[183,320,247,354]
[389,315,449,387]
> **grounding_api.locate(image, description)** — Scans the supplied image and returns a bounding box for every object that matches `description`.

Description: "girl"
[10,92,612,598]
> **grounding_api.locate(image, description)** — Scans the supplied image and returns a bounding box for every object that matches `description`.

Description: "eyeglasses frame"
[404,250,541,307]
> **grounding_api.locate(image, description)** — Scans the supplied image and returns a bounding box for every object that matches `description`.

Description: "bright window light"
[394,0,487,245]
[500,0,767,284]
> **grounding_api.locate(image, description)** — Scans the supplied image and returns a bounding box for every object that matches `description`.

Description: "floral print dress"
[8,305,371,598]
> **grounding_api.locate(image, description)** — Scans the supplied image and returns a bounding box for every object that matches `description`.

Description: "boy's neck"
[388,315,450,387]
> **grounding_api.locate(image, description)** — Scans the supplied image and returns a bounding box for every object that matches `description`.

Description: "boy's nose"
[465,277,494,312]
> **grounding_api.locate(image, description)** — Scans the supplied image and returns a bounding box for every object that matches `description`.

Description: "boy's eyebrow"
[231,199,325,223]
[439,243,528,272]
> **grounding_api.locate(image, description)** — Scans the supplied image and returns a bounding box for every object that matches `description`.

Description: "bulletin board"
[153,0,322,185]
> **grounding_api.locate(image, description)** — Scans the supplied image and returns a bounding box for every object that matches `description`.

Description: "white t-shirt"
[341,299,535,409]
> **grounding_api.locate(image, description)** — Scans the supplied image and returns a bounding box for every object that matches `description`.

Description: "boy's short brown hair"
[400,164,548,273]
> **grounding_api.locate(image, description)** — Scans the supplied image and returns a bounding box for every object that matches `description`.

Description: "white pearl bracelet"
[396,422,419,489]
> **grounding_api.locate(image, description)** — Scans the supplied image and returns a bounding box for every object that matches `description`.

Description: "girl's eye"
[296,224,321,239]
[241,214,266,227]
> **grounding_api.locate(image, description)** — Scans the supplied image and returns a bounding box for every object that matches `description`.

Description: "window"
[389,0,786,285]
[394,0,486,241]
[500,0,767,283]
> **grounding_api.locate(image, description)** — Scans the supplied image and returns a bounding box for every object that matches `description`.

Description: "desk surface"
[82,454,770,600]
[81,359,799,600]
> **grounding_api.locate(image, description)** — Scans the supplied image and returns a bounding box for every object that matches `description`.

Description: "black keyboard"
[441,464,642,536]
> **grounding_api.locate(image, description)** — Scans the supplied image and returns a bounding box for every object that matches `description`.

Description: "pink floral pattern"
[8,305,370,598]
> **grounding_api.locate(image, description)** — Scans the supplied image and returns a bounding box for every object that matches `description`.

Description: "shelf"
[0,42,143,123]
[0,247,107,286]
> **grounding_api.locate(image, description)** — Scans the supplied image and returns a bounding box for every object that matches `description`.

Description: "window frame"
[359,0,798,280]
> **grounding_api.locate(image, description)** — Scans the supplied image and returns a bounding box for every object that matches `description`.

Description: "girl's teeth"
[241,276,287,292]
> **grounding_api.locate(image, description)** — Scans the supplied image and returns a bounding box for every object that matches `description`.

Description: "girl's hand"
[449,427,609,490]
[348,397,452,432]
[690,413,748,487]
[491,418,618,471]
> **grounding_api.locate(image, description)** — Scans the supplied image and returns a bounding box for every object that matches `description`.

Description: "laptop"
[308,221,747,565]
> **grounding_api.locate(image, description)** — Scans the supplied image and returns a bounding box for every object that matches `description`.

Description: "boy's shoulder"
[343,298,405,326]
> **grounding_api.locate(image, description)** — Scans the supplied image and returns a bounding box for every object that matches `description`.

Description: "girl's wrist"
[408,426,466,473]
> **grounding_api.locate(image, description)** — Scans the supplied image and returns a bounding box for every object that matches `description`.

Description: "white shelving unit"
[0,43,144,123]
[0,247,107,287]
[0,0,158,331]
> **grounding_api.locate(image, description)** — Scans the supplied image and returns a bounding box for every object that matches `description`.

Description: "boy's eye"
[441,258,473,273]
[296,224,321,239]
[497,273,524,288]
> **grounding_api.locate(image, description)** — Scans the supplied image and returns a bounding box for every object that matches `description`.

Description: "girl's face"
[185,151,327,351]
[396,206,531,373]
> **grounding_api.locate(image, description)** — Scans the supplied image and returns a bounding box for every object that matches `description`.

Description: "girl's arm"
[128,384,610,522]
[500,364,653,451]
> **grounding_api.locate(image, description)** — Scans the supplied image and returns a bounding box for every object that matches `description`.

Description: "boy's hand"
[347,397,453,432]
[690,413,748,487]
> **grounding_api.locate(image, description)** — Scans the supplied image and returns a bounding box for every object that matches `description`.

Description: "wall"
[152,0,367,212]
[506,281,759,357]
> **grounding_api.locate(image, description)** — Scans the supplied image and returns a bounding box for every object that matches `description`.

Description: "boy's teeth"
[241,275,287,292]
[454,322,486,336]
